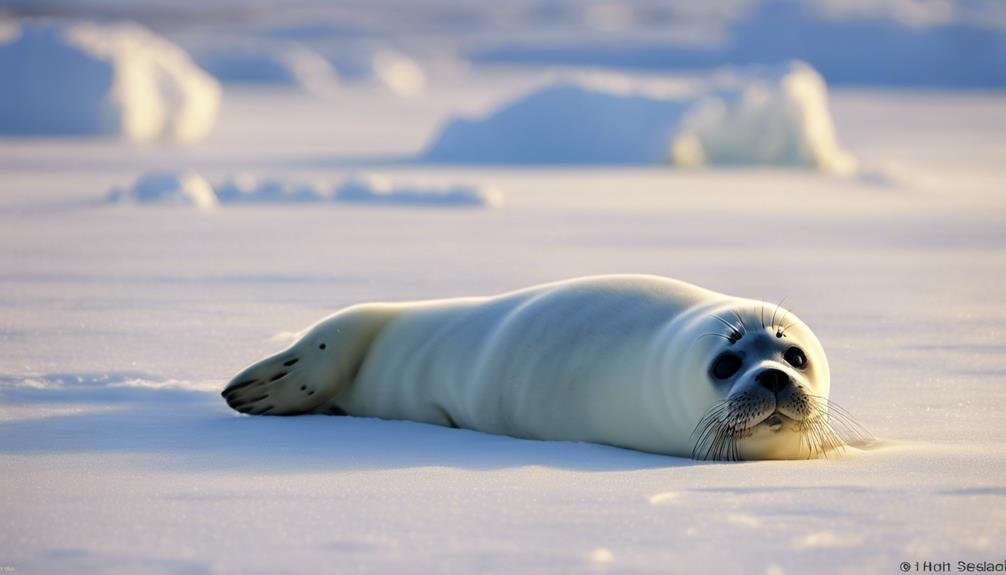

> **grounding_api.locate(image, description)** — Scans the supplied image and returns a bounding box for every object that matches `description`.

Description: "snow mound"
[214,174,327,203]
[424,80,687,165]
[671,62,857,174]
[107,172,218,210]
[0,20,220,143]
[371,50,427,97]
[334,174,502,207]
[199,44,338,96]
[423,61,856,173]
[107,172,502,208]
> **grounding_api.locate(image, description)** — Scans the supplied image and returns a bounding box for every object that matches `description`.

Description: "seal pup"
[222,275,867,460]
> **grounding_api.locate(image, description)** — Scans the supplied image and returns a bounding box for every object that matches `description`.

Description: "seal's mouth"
[761,411,788,431]
[691,397,873,460]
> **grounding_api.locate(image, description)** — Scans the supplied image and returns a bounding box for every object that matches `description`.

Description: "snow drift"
[423,62,856,173]
[671,62,856,174]
[108,172,502,208]
[0,21,220,143]
[371,50,427,97]
[107,172,218,210]
[425,81,687,165]
[198,43,424,98]
[214,174,328,204]
[334,174,501,207]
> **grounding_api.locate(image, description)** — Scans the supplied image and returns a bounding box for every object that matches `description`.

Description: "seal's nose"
[757,368,790,393]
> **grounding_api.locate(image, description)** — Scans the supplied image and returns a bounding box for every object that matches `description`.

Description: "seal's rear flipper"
[220,304,398,416]
[221,348,337,415]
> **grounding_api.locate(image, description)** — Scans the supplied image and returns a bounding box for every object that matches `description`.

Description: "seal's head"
[688,302,865,460]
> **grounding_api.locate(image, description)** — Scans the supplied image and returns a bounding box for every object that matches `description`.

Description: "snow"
[108,172,502,208]
[1,84,1003,574]
[334,173,502,207]
[107,171,219,210]
[198,44,339,96]
[424,80,688,165]
[671,62,857,174]
[371,50,428,97]
[214,173,328,204]
[425,62,856,171]
[0,20,220,143]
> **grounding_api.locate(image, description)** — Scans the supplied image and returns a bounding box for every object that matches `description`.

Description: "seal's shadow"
[0,372,695,472]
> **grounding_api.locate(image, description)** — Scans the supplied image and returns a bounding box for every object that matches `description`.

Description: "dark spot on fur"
[269,372,287,382]
[300,385,307,391]
[307,390,315,396]
[283,358,299,367]
[319,343,327,350]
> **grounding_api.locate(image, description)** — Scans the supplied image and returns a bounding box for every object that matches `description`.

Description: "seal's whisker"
[710,427,729,461]
[710,314,743,342]
[818,419,843,456]
[802,421,823,458]
[692,419,720,454]
[779,319,797,337]
[691,422,716,460]
[698,332,733,343]
[808,419,831,457]
[776,308,792,336]
[770,296,787,331]
[805,394,874,445]
[691,400,742,461]
[803,397,853,457]
[691,403,729,459]
[815,423,833,458]
[802,422,815,457]
[826,414,873,446]
[826,412,871,440]
[729,310,747,333]
[803,420,820,458]
[711,314,738,332]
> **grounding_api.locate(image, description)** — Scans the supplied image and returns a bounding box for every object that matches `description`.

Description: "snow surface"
[424,62,856,171]
[0,21,220,143]
[0,36,1004,575]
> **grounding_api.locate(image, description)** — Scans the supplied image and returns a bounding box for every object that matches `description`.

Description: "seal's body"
[223,275,840,460]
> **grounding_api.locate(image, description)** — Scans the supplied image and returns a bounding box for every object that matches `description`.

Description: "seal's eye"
[711,353,742,380]
[784,347,807,369]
